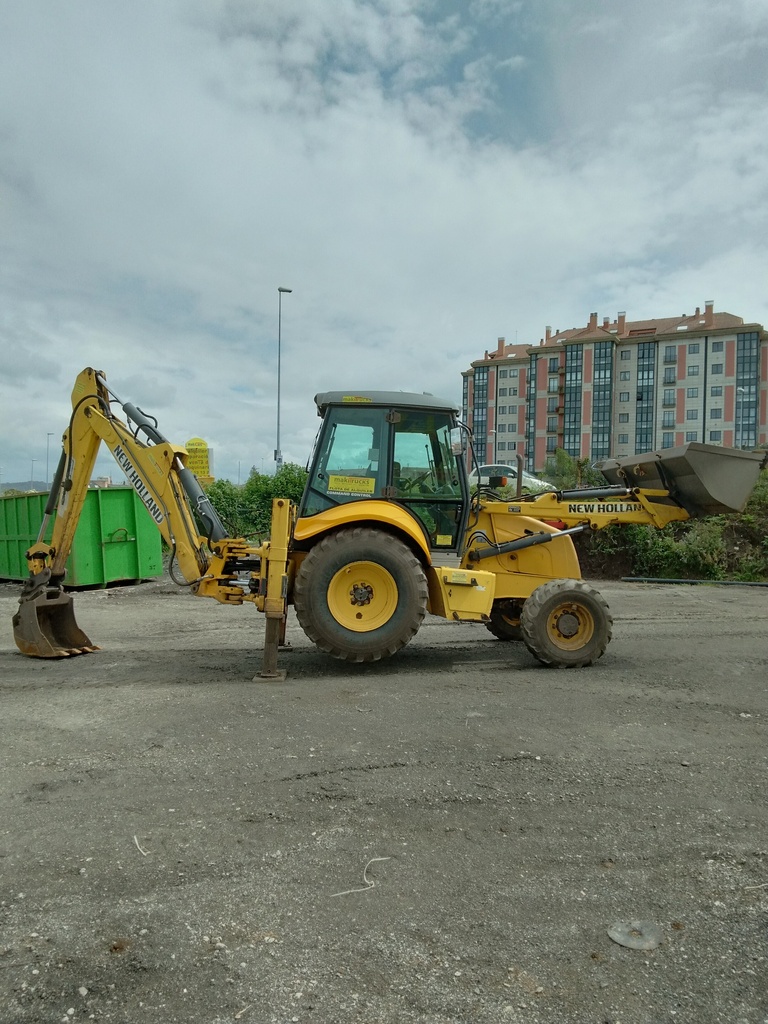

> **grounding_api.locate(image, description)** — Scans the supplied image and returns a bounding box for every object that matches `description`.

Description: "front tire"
[293,528,428,663]
[520,579,612,668]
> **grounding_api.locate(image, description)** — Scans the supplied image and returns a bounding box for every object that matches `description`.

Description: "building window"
[509,387,518,396]
[663,389,675,406]
[563,344,583,456]
[687,365,700,376]
[508,440,517,449]
[662,411,674,427]
[710,408,722,419]
[510,368,518,377]
[548,357,559,372]
[662,432,674,448]
[686,409,698,420]
[546,416,558,432]
[499,369,508,378]
[546,437,557,452]
[617,433,629,444]
[525,353,537,472]
[619,371,630,381]
[591,340,613,462]
[688,342,700,354]
[471,365,488,461]
[498,405,507,415]
[620,349,631,360]
[686,387,698,398]
[711,386,722,397]
[709,431,722,441]
[664,345,676,363]
[619,392,630,402]
[711,363,723,374]
[497,441,506,450]
[548,377,559,393]
[619,413,629,423]
[686,431,697,441]
[735,331,760,450]
[712,341,723,352]
[663,368,676,384]
[499,387,507,396]
[547,397,558,413]
[634,340,655,453]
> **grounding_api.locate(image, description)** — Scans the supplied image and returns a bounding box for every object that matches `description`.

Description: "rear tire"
[486,600,524,642]
[293,528,428,663]
[520,579,612,668]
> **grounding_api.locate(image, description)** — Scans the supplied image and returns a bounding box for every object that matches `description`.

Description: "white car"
[468,463,555,492]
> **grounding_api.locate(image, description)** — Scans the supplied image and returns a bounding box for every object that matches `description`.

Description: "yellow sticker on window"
[328,475,376,495]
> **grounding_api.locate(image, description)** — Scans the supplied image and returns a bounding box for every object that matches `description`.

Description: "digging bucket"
[598,442,765,517]
[13,574,98,657]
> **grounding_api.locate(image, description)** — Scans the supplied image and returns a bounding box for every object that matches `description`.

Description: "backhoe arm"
[26,368,222,585]
[14,368,293,664]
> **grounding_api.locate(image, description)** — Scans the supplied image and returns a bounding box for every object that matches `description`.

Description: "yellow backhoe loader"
[12,368,766,675]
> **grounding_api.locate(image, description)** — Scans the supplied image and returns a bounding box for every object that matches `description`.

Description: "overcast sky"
[2,0,767,486]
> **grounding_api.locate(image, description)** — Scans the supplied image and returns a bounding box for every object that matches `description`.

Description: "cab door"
[390,410,468,552]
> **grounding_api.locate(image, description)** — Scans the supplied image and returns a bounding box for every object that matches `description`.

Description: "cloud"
[0,0,766,488]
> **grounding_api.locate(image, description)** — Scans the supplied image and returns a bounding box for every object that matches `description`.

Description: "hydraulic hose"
[121,399,228,543]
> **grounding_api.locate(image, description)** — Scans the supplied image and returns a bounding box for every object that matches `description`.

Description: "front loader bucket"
[598,442,765,517]
[13,585,99,658]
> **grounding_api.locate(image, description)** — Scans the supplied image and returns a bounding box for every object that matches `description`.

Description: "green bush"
[205,464,308,539]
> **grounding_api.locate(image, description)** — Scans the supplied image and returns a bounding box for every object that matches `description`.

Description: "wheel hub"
[350,582,374,606]
[554,610,580,638]
[326,560,399,632]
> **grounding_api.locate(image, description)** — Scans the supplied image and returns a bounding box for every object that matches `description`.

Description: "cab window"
[392,412,465,549]
[301,408,386,515]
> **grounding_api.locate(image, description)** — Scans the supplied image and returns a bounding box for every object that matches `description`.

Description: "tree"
[543,449,607,489]
[205,464,309,538]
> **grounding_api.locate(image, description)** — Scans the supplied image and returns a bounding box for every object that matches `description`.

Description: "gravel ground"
[0,576,767,1024]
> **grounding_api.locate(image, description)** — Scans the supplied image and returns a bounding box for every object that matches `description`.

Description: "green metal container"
[0,487,163,587]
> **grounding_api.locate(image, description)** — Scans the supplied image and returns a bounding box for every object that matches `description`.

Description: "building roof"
[469,301,762,369]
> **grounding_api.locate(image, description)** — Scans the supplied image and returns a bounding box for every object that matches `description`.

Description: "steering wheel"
[400,470,432,493]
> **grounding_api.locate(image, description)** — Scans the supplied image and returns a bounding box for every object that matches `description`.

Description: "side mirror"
[450,427,464,456]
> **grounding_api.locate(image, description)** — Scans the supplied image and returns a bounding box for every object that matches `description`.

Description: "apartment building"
[462,301,767,473]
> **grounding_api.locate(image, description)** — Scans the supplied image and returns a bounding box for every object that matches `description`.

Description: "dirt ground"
[0,575,766,1024]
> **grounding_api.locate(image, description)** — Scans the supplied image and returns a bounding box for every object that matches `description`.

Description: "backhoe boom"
[13,368,292,669]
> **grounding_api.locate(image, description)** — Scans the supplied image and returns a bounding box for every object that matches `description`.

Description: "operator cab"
[299,391,470,552]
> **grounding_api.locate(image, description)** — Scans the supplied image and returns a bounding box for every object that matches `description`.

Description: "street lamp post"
[275,286,292,472]
[30,458,37,491]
